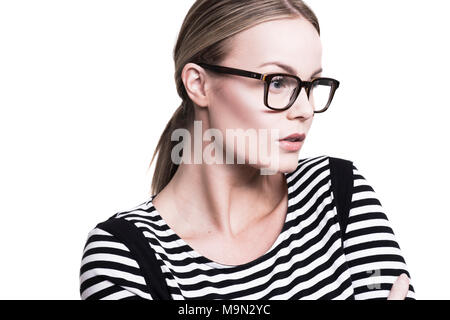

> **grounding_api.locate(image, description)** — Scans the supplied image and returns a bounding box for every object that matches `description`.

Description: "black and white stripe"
[79,155,416,300]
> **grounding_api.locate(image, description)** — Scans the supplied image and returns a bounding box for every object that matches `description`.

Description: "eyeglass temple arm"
[197,63,340,90]
[197,63,265,81]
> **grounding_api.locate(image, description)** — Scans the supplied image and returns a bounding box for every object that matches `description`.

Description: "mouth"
[278,133,306,152]
[279,133,306,142]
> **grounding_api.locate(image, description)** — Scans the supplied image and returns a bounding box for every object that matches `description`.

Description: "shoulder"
[92,198,161,236]
[285,155,362,211]
[287,154,356,180]
[289,154,372,204]
[296,154,354,168]
[86,198,164,258]
[79,199,158,300]
[79,224,153,300]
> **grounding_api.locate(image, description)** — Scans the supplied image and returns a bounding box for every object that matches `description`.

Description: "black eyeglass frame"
[196,62,340,113]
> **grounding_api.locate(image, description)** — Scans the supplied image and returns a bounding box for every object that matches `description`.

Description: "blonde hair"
[149,0,320,196]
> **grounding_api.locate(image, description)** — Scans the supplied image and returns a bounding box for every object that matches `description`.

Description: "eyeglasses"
[196,62,340,113]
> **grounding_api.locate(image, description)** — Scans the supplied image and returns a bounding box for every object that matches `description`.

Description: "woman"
[79,0,415,300]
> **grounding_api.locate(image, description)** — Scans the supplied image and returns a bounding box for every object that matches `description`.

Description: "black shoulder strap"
[329,157,354,243]
[96,217,172,300]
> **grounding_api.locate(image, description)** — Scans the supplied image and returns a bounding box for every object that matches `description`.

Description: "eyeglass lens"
[267,76,333,111]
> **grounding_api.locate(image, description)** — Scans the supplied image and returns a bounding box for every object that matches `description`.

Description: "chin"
[256,154,299,175]
[277,159,300,174]
[278,152,301,171]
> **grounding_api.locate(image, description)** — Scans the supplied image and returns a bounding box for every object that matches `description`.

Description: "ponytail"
[149,100,194,196]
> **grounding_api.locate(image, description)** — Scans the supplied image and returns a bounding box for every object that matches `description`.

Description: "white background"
[0,0,448,299]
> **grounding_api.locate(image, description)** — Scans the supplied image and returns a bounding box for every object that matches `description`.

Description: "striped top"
[79,155,416,300]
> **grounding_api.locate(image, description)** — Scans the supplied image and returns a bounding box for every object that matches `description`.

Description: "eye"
[269,76,287,90]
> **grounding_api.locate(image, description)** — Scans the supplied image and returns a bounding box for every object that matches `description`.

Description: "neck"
[167,160,287,240]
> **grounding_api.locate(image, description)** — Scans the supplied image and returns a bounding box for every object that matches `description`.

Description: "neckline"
[149,171,293,269]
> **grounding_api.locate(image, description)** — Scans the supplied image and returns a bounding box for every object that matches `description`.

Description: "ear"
[181,63,210,108]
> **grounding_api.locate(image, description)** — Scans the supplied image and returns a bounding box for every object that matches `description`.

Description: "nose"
[287,86,314,119]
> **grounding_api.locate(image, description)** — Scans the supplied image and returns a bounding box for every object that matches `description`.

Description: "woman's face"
[200,17,322,173]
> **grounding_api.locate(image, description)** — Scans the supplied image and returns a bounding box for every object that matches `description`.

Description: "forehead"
[225,17,322,74]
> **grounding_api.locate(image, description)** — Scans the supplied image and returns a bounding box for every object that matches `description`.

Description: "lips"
[280,133,306,142]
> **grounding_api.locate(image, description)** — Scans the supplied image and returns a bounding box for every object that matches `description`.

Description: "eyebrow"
[258,61,323,78]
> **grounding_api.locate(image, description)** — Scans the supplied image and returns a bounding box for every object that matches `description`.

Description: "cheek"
[208,82,285,165]
[209,80,263,132]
